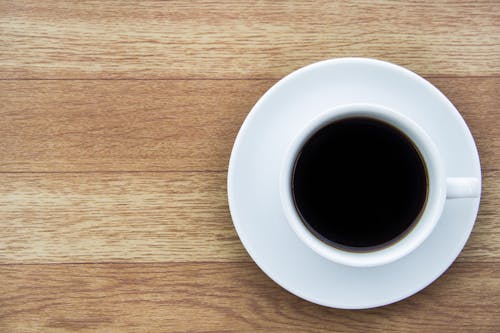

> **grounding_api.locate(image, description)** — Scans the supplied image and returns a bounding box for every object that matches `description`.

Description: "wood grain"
[0,170,497,264]
[0,262,498,332]
[0,172,242,263]
[1,0,499,331]
[1,1,499,79]
[0,77,498,172]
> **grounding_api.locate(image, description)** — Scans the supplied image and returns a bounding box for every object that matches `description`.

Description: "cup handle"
[446,177,481,199]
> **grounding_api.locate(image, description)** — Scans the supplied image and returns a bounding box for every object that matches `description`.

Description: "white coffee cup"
[280,103,481,267]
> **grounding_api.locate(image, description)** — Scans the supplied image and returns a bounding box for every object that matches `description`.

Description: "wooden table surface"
[1,1,499,332]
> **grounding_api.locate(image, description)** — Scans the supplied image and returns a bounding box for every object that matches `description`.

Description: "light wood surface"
[0,1,499,78]
[1,1,499,332]
[1,263,498,332]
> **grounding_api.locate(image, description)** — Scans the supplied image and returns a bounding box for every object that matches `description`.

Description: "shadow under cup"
[290,116,429,253]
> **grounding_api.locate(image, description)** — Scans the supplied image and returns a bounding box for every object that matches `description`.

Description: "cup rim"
[279,103,446,267]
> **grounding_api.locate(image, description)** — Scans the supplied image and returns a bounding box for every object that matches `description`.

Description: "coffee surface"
[292,117,428,251]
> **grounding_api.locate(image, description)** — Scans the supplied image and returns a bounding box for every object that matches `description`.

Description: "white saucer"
[227,58,481,309]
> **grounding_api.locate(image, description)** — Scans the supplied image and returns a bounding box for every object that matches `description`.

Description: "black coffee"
[292,117,428,251]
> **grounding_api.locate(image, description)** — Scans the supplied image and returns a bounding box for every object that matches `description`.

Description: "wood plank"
[0,77,498,172]
[0,1,499,79]
[0,262,498,332]
[0,172,243,263]
[0,79,264,172]
[0,171,497,264]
